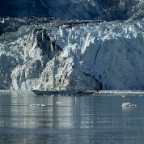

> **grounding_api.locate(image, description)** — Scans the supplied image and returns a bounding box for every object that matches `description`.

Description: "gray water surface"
[0,92,144,144]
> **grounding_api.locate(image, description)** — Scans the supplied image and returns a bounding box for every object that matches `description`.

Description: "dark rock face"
[31,28,62,59]
[0,17,56,36]
[0,0,143,20]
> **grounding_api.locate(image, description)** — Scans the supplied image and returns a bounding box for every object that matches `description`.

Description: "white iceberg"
[122,102,137,108]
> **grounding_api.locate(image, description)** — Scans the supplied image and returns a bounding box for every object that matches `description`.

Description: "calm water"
[0,92,144,144]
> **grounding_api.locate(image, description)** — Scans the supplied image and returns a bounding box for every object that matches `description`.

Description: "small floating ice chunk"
[29,104,46,107]
[41,104,46,107]
[56,102,62,104]
[122,102,137,108]
[29,104,36,106]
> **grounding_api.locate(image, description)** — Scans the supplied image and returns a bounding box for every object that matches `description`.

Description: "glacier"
[0,17,144,90]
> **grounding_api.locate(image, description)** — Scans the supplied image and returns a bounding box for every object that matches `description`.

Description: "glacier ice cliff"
[0,18,144,90]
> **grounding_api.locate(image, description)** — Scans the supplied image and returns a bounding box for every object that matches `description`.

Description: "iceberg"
[122,102,137,108]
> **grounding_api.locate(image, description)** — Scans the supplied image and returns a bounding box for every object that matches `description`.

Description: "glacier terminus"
[0,0,144,90]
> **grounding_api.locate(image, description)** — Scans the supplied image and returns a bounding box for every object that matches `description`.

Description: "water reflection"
[0,92,144,144]
[0,93,79,129]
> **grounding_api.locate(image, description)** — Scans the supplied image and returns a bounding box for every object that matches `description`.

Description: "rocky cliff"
[0,0,144,20]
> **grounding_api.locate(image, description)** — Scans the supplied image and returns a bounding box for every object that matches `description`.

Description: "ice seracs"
[0,18,144,90]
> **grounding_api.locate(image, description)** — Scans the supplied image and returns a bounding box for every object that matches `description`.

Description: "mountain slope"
[0,0,144,20]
